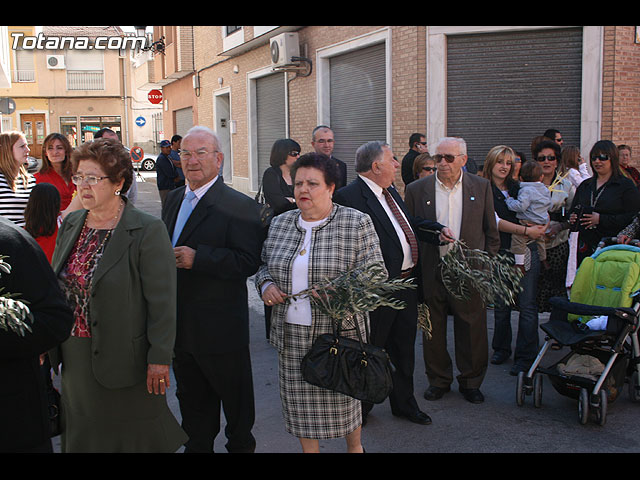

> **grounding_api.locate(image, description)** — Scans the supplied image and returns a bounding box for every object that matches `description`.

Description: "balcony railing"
[66,70,104,90]
[13,69,35,82]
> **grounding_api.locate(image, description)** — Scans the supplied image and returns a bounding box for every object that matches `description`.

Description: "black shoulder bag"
[300,316,394,404]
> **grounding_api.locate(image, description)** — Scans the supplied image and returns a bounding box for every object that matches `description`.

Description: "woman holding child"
[531,140,575,313]
[481,146,546,376]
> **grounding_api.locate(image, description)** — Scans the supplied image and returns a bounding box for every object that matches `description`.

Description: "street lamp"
[133,26,165,55]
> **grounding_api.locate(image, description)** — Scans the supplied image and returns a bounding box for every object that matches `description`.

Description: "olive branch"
[438,238,523,306]
[0,255,33,337]
[287,263,416,322]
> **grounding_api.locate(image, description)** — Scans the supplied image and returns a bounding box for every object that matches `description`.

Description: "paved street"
[54,173,640,453]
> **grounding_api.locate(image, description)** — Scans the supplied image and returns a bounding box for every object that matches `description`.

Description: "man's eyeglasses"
[536,155,557,162]
[591,154,610,162]
[433,153,464,163]
[71,174,109,186]
[179,149,217,160]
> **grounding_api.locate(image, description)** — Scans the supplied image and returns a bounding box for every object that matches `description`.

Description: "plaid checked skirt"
[279,322,362,439]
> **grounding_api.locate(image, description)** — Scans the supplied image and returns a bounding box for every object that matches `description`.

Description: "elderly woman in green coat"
[49,139,187,453]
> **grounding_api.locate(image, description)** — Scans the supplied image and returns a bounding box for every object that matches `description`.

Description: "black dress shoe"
[509,363,530,376]
[490,350,510,365]
[459,387,484,404]
[392,409,432,425]
[423,385,450,401]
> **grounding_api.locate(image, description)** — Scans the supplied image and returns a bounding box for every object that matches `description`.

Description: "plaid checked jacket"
[255,204,387,353]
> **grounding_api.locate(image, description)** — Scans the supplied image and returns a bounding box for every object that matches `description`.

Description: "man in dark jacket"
[401,133,428,186]
[0,217,73,452]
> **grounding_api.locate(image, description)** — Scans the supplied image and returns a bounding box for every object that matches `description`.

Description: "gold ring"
[159,379,165,383]
[267,300,272,304]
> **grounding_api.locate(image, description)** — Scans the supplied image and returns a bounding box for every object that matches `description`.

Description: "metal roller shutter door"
[330,42,386,183]
[256,73,286,180]
[175,107,193,137]
[446,28,583,169]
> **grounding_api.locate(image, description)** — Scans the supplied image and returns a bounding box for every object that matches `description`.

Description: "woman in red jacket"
[35,133,76,212]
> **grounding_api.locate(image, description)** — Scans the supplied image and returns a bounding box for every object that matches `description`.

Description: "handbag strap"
[333,315,369,350]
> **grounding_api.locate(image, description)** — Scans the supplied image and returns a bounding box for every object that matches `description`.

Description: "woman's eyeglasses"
[591,154,610,162]
[536,155,557,162]
[71,175,109,186]
[422,166,436,172]
[289,151,301,157]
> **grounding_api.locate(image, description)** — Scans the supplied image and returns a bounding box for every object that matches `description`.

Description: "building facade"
[0,26,163,157]
[150,25,640,197]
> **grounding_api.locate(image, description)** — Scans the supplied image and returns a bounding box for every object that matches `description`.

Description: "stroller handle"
[598,237,640,248]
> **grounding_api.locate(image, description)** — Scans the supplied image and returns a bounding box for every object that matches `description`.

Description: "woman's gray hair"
[355,140,390,173]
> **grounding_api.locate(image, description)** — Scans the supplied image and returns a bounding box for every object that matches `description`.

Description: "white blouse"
[285,215,326,326]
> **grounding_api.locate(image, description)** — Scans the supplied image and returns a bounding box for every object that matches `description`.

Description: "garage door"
[175,107,193,137]
[329,42,386,182]
[256,72,286,180]
[446,27,583,169]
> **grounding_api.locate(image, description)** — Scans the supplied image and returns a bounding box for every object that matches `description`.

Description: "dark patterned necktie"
[382,188,418,263]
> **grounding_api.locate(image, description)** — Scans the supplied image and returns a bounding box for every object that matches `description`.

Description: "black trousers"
[363,287,420,416]
[173,347,256,453]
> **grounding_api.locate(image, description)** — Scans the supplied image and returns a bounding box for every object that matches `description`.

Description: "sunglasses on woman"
[422,166,436,172]
[536,155,556,162]
[591,154,610,162]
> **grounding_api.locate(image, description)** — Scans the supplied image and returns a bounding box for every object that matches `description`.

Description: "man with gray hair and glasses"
[162,125,263,453]
[334,140,454,426]
[404,137,500,405]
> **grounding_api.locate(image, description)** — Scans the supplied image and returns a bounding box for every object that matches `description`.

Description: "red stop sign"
[148,89,163,104]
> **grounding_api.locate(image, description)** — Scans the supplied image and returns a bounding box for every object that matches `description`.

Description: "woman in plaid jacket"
[255,152,386,453]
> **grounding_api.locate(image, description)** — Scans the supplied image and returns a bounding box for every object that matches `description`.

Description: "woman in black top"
[261,138,300,338]
[570,140,640,266]
[262,138,300,216]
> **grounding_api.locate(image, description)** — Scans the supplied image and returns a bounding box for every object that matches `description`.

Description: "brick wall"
[602,26,640,167]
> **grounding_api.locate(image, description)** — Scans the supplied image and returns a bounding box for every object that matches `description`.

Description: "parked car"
[126,147,158,171]
[25,156,40,174]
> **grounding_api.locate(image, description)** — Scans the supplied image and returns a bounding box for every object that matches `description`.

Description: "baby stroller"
[515,239,640,425]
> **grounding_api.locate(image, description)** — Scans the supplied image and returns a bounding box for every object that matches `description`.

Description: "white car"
[127,147,158,171]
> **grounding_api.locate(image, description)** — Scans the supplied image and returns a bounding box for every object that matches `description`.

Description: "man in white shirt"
[334,140,453,425]
[404,137,500,404]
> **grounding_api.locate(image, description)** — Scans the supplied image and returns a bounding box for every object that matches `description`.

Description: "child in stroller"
[515,230,640,425]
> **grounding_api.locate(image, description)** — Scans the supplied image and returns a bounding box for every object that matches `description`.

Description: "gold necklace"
[71,200,123,272]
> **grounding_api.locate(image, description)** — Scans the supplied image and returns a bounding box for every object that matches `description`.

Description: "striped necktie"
[382,188,418,264]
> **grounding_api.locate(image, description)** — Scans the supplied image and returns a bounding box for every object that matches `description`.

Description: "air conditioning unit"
[46,55,66,69]
[270,33,300,67]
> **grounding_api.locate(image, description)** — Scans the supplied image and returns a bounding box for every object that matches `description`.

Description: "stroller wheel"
[630,371,640,403]
[533,373,543,408]
[594,389,608,426]
[516,371,525,406]
[578,388,589,425]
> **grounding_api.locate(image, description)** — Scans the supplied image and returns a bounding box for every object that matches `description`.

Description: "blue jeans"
[492,244,541,368]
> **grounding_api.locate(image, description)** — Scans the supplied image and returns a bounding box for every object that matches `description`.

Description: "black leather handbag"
[300,316,393,404]
[255,183,274,228]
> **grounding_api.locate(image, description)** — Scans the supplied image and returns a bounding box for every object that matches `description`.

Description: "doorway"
[21,113,46,158]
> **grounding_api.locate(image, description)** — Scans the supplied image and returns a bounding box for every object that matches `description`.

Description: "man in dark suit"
[334,140,454,426]
[162,126,263,453]
[404,137,500,404]
[401,133,428,186]
[312,125,347,190]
